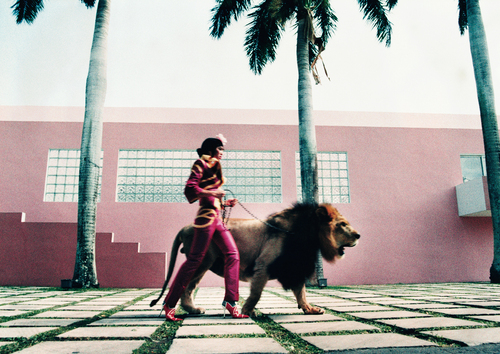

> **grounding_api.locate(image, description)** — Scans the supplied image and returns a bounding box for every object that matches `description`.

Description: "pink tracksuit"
[163,155,240,308]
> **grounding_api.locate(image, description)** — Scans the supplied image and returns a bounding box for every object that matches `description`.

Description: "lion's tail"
[149,230,183,307]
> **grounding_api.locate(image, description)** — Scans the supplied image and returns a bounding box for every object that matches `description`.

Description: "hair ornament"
[215,134,227,146]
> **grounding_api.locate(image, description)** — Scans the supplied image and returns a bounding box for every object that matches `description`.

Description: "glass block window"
[296,151,350,203]
[44,149,103,202]
[116,150,282,203]
[222,151,282,203]
[117,150,197,203]
[461,154,486,182]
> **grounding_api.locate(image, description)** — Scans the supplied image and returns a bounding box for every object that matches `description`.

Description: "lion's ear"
[316,205,333,222]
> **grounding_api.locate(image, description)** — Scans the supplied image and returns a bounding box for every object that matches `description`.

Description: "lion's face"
[317,204,360,262]
[332,216,360,257]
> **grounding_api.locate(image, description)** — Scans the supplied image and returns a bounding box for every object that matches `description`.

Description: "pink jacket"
[184,155,225,210]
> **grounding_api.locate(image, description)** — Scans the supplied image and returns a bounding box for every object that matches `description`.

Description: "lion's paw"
[302,305,325,315]
[183,306,205,314]
[241,306,256,317]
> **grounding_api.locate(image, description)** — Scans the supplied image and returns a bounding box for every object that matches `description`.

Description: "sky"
[1,0,499,119]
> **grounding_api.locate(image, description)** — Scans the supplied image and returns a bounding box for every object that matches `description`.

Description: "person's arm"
[184,160,226,203]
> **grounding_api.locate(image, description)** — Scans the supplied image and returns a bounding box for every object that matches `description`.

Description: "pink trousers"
[163,210,240,308]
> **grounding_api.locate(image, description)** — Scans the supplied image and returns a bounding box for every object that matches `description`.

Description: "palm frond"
[357,0,393,46]
[244,0,285,74]
[80,0,96,8]
[210,0,252,38]
[311,0,337,45]
[11,0,44,24]
[275,0,296,26]
[308,41,318,67]
[458,0,468,35]
[385,0,398,11]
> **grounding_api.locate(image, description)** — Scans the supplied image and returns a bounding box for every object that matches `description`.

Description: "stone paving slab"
[470,315,500,322]
[255,303,297,308]
[0,299,22,304]
[123,304,156,310]
[428,297,462,303]
[175,324,265,337]
[191,299,223,304]
[456,301,500,307]
[58,295,100,299]
[270,314,343,323]
[111,310,161,317]
[325,304,391,312]
[349,310,432,319]
[258,307,303,315]
[350,297,388,302]
[0,310,28,317]
[334,293,379,299]
[182,316,254,325]
[26,299,74,304]
[89,317,165,326]
[396,303,465,309]
[255,299,295,303]
[302,332,438,351]
[378,317,486,329]
[0,318,81,327]
[60,305,116,311]
[280,320,378,334]
[63,291,120,297]
[167,337,287,353]
[0,304,56,310]
[84,301,126,305]
[15,340,145,354]
[4,284,500,353]
[310,300,359,306]
[57,326,156,338]
[0,327,55,338]
[431,308,500,315]
[32,310,101,318]
[423,327,500,346]
[368,298,427,304]
[204,309,226,315]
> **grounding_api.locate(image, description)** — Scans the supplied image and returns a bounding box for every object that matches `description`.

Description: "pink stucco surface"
[0,212,166,287]
[0,106,493,287]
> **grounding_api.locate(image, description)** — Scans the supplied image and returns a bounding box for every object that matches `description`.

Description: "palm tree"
[458,0,500,283]
[210,0,397,285]
[13,0,110,288]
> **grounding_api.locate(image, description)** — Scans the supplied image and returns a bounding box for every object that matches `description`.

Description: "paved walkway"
[1,283,500,353]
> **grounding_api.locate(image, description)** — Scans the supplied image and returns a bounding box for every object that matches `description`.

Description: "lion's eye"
[338,222,347,227]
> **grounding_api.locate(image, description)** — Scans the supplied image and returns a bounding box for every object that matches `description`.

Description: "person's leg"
[163,219,216,314]
[211,218,248,318]
[211,218,240,303]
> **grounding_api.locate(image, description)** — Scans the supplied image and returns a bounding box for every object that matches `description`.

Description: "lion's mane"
[267,203,322,290]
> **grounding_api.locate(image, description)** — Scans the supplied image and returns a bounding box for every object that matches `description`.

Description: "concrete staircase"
[0,212,167,288]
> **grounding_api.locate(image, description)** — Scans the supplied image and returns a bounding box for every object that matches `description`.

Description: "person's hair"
[196,138,223,157]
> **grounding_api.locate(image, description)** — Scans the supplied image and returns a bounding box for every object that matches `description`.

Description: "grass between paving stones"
[305,286,484,348]
[133,291,325,354]
[252,313,323,354]
[133,320,182,354]
[0,287,158,354]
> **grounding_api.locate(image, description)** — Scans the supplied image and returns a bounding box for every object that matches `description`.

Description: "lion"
[150,203,360,316]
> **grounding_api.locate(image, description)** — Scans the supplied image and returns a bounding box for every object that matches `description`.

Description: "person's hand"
[211,188,226,199]
[225,198,238,207]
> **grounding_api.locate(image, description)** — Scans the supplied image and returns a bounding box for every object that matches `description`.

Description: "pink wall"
[0,106,493,287]
[0,212,167,288]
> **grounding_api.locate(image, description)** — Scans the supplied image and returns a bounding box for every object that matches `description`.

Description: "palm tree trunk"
[296,14,324,286]
[466,0,500,283]
[73,0,110,288]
